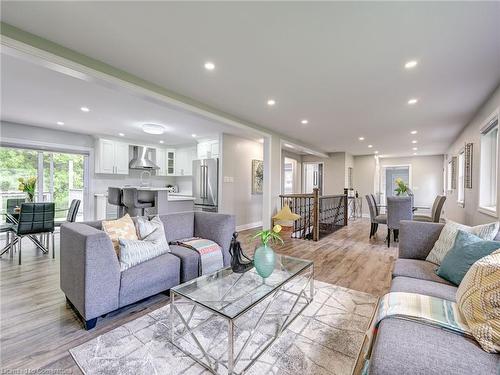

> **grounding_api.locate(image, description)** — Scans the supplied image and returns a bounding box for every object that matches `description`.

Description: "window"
[457,150,465,206]
[479,113,498,216]
[447,160,453,192]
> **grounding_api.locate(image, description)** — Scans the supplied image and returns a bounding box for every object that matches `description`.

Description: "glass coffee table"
[170,254,314,375]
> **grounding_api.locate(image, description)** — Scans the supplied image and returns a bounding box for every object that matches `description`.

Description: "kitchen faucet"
[140,170,152,187]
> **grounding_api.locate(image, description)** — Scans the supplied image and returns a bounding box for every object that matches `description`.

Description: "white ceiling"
[0,53,259,146]
[2,2,500,156]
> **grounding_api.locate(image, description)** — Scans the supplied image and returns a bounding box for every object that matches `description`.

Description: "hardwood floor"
[0,219,397,372]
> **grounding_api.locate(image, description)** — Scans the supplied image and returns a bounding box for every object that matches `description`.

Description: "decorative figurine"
[229,232,253,273]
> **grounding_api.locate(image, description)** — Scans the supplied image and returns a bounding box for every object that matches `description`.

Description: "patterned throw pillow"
[101,214,138,255]
[426,220,499,265]
[456,249,500,353]
[118,216,169,271]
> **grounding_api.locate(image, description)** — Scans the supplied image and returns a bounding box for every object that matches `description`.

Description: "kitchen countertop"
[94,190,195,201]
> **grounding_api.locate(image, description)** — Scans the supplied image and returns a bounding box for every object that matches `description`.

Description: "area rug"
[70,281,377,375]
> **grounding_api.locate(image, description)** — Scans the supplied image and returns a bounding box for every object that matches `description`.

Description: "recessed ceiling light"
[404,60,418,69]
[374,151,379,154]
[407,98,418,105]
[412,140,418,144]
[267,99,276,106]
[413,152,418,155]
[80,106,90,112]
[368,144,373,148]
[410,130,418,135]
[358,137,365,141]
[57,121,64,126]
[159,140,164,144]
[301,119,309,124]
[412,147,418,151]
[204,62,215,70]
[118,133,125,137]
[142,123,165,135]
[191,134,197,138]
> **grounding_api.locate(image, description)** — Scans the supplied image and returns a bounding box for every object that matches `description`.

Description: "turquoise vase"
[253,245,276,278]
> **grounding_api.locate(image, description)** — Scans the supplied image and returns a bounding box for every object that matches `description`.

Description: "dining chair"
[55,199,81,227]
[414,195,446,223]
[366,195,386,238]
[12,203,55,265]
[386,197,413,247]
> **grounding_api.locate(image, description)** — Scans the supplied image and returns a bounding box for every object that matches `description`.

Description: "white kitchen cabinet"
[95,139,129,175]
[156,148,167,176]
[197,140,219,159]
[175,146,196,176]
[167,149,176,176]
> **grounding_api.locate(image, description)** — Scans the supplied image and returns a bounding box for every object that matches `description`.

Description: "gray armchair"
[386,197,413,247]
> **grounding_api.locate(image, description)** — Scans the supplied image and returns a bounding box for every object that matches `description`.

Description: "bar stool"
[122,188,154,217]
[108,187,126,218]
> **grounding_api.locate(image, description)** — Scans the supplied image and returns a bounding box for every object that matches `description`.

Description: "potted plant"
[253,225,283,278]
[18,176,36,202]
[394,177,409,196]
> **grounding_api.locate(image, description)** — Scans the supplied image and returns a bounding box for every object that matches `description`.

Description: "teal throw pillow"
[437,230,500,285]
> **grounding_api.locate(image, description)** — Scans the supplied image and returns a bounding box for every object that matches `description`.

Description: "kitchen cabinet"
[197,140,219,159]
[95,139,129,174]
[156,148,175,176]
[175,146,196,176]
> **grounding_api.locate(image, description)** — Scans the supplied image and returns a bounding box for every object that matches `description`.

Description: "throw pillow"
[101,214,138,255]
[437,230,500,285]
[119,216,169,271]
[456,249,500,353]
[426,220,499,265]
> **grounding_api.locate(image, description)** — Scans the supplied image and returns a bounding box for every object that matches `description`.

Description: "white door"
[98,139,116,174]
[114,142,130,175]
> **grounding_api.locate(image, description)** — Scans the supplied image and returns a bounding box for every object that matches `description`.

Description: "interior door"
[303,163,323,194]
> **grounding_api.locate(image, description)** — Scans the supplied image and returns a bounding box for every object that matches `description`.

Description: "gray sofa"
[60,211,235,329]
[369,220,500,375]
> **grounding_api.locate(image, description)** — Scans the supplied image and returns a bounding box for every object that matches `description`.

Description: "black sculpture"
[229,232,254,273]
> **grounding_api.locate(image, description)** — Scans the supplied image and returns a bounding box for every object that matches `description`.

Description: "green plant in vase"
[18,176,36,202]
[394,177,409,196]
[253,225,284,278]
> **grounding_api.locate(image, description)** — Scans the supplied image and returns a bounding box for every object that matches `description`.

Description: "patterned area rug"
[70,281,377,375]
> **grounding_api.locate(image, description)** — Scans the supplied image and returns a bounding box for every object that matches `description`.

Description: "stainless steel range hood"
[129,146,160,170]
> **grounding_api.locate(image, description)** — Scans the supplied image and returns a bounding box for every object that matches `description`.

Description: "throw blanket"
[171,237,223,276]
[362,292,472,374]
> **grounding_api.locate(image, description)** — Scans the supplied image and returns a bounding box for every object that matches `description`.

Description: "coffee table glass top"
[171,253,313,319]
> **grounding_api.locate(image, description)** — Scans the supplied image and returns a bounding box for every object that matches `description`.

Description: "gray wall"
[444,84,500,225]
[221,133,263,228]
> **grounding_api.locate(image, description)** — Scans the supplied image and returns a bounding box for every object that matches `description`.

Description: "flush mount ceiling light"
[142,123,165,135]
[159,140,164,144]
[204,62,215,70]
[404,60,418,69]
[407,98,418,105]
[410,130,418,134]
[368,144,373,148]
[118,133,125,137]
[57,121,64,126]
[267,99,276,106]
[80,106,90,112]
[412,140,418,144]
[301,119,309,124]
[358,137,365,141]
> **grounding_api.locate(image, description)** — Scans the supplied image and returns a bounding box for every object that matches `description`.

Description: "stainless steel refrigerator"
[192,158,219,211]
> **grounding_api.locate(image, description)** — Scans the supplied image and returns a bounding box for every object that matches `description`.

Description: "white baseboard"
[236,221,263,232]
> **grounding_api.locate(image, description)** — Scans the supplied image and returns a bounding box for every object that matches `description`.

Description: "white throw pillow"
[119,216,169,271]
[426,220,499,265]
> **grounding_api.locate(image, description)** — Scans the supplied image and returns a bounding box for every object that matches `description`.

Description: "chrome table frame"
[170,263,314,375]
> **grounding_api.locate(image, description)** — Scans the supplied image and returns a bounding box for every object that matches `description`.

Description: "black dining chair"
[55,199,81,227]
[12,203,55,265]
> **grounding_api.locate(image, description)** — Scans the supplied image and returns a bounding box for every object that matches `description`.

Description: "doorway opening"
[379,165,411,205]
[303,162,323,195]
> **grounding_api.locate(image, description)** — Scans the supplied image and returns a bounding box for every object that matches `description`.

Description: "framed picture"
[252,159,264,194]
[465,143,473,189]
[451,156,457,190]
